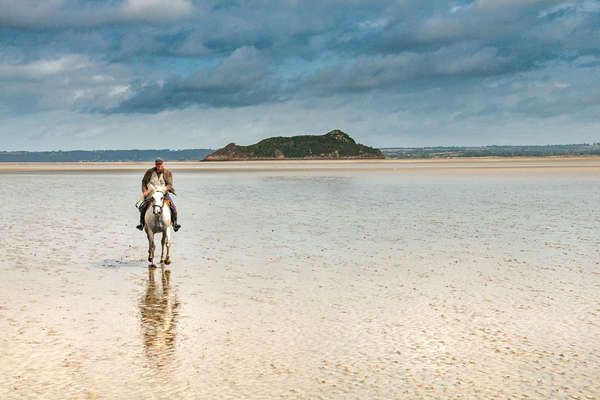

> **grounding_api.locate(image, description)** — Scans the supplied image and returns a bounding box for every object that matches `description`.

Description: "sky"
[0,0,599,150]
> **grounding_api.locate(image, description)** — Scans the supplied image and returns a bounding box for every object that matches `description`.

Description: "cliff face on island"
[204,130,385,161]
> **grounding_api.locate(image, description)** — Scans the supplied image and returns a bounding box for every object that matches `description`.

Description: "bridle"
[151,192,166,215]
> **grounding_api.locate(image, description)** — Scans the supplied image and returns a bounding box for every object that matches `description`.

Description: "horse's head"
[149,184,167,215]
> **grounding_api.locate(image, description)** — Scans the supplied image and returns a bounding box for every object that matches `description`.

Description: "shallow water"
[1,161,599,399]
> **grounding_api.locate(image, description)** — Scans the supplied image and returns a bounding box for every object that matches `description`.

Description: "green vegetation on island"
[203,129,385,160]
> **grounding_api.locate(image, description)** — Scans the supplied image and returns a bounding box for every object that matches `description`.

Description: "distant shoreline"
[2,156,600,174]
[4,142,600,162]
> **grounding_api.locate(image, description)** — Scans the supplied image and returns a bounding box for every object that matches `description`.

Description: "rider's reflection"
[139,266,179,369]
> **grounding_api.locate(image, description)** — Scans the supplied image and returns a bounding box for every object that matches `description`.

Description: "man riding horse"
[137,158,181,232]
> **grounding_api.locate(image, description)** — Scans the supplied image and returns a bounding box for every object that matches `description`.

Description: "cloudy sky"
[0,0,599,150]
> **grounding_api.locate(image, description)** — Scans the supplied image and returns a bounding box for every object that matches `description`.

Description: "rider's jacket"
[142,167,175,194]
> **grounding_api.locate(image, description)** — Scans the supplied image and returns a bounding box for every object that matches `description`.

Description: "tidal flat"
[0,160,599,399]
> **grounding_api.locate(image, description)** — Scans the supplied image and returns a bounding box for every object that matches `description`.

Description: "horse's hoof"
[165,258,171,265]
[149,263,156,268]
[148,257,152,262]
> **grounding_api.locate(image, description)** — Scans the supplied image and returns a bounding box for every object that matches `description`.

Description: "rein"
[152,195,166,212]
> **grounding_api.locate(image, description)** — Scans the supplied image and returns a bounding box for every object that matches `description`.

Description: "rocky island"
[203,129,385,161]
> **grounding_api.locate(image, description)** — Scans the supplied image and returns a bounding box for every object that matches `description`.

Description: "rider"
[136,158,181,232]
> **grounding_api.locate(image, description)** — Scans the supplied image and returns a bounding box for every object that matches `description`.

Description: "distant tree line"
[0,149,214,162]
[381,144,600,159]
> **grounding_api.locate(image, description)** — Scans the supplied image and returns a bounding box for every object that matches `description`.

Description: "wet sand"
[0,160,599,399]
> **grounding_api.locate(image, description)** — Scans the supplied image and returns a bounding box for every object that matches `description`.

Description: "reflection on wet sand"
[2,164,600,399]
[139,266,179,369]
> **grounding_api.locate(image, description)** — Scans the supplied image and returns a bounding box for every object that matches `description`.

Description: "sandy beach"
[1,160,598,399]
[2,156,600,173]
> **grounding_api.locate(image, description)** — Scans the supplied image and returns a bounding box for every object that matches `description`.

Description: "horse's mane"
[149,184,167,195]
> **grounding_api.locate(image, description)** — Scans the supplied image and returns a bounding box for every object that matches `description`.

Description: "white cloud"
[538,3,574,18]
[121,0,193,21]
[539,1,600,17]
[358,18,388,30]
[0,55,87,80]
[0,54,136,114]
[92,74,113,83]
[110,85,130,96]
[72,89,86,100]
[449,3,473,14]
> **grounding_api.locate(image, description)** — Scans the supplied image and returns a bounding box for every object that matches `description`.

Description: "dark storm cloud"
[1,0,599,116]
[111,46,283,113]
[300,45,514,95]
[109,0,600,112]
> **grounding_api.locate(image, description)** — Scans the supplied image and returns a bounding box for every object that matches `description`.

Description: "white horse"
[144,184,173,266]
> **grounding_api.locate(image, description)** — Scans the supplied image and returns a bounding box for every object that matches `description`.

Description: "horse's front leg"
[147,230,155,265]
[160,232,166,264]
[164,228,172,265]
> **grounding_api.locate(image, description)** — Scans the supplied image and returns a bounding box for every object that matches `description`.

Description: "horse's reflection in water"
[139,266,179,369]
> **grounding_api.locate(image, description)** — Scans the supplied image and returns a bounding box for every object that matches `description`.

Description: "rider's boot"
[172,208,181,232]
[136,205,145,231]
